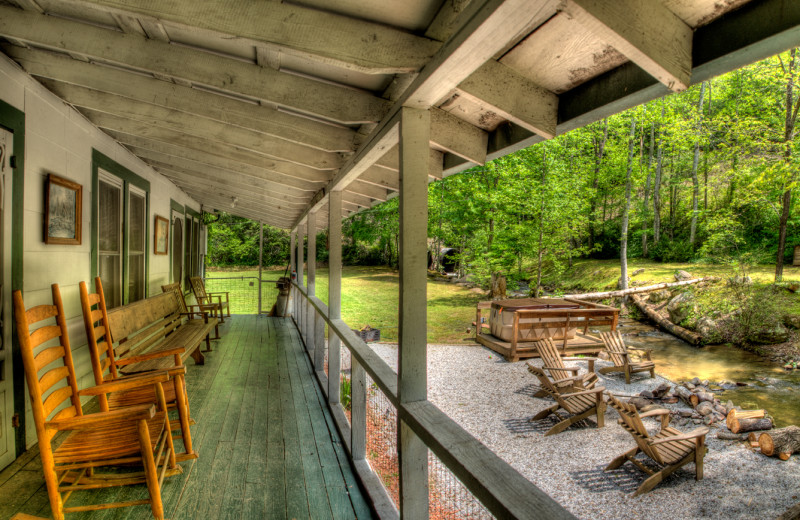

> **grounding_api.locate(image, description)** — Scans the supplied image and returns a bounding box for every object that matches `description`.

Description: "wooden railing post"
[351,356,366,461]
[290,229,296,319]
[328,190,342,404]
[307,211,317,354]
[397,106,430,519]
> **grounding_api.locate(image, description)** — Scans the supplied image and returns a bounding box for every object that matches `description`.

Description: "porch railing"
[291,282,576,520]
[202,272,284,314]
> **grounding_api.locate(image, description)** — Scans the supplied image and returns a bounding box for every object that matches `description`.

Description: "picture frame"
[154,214,169,255]
[44,173,82,245]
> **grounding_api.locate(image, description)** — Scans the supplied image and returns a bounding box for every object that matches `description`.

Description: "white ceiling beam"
[8,47,356,152]
[0,5,389,123]
[184,192,299,227]
[346,180,389,202]
[89,116,333,183]
[457,60,558,139]
[110,13,146,36]
[177,185,301,217]
[359,167,399,191]
[128,147,311,201]
[562,0,692,91]
[65,93,343,171]
[59,0,440,74]
[106,131,326,192]
[145,161,309,206]
[430,107,487,164]
[376,146,445,179]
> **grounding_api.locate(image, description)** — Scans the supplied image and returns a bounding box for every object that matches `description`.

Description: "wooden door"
[0,127,13,469]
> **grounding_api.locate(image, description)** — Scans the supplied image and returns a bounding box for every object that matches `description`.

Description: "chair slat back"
[162,282,188,313]
[600,331,628,367]
[13,285,83,435]
[607,395,663,463]
[79,279,120,393]
[535,338,574,382]
[189,277,208,304]
[526,364,584,413]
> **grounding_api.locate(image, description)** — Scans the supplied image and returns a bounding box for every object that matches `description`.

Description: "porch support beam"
[59,0,440,74]
[306,211,316,353]
[457,60,558,139]
[8,48,356,152]
[298,224,305,343]
[562,0,692,91]
[397,107,430,518]
[0,5,389,123]
[327,190,342,406]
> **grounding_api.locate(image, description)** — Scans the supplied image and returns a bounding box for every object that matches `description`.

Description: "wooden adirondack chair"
[533,337,598,398]
[598,331,655,384]
[189,276,230,322]
[79,277,197,461]
[606,395,709,496]
[162,281,220,340]
[526,364,606,436]
[14,285,181,520]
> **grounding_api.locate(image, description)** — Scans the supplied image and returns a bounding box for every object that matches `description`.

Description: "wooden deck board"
[0,316,374,519]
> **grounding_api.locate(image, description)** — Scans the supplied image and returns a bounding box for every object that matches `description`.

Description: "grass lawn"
[207,259,800,344]
[206,266,485,344]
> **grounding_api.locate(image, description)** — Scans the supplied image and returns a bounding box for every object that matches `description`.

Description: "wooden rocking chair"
[533,337,599,398]
[14,285,181,519]
[598,331,655,384]
[162,281,220,340]
[526,364,606,436]
[189,276,230,322]
[79,278,198,461]
[606,395,708,496]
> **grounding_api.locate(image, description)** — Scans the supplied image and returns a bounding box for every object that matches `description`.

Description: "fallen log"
[748,432,760,448]
[630,294,702,345]
[759,426,800,460]
[717,431,746,441]
[730,417,773,434]
[727,409,766,430]
[562,278,711,300]
[777,500,800,520]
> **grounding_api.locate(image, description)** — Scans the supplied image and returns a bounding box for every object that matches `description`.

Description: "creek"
[615,318,800,428]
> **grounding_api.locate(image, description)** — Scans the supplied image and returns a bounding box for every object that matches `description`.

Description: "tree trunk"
[642,121,654,256]
[759,426,800,459]
[630,295,702,345]
[776,48,800,282]
[690,82,706,246]
[620,118,636,291]
[561,277,709,300]
[535,151,548,297]
[588,119,608,251]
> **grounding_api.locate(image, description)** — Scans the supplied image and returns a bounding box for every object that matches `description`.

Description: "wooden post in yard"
[298,223,305,344]
[258,221,263,315]
[398,106,430,518]
[290,229,296,319]
[328,190,342,403]
[307,211,317,354]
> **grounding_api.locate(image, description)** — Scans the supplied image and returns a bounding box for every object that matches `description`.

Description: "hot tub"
[489,298,584,342]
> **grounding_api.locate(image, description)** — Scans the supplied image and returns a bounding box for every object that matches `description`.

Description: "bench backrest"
[107,291,184,359]
[162,282,189,313]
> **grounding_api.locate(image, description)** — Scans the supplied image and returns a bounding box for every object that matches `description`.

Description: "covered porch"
[0,315,373,519]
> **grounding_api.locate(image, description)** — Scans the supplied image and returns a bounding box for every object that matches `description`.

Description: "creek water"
[614,318,800,428]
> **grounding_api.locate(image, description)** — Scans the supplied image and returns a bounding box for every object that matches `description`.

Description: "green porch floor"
[0,315,374,519]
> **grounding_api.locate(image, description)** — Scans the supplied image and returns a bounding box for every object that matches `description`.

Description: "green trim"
[91,149,150,305]
[169,199,183,283]
[0,99,26,457]
[185,206,200,219]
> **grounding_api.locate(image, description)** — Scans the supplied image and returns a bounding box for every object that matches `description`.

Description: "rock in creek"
[696,402,715,416]
[690,377,701,386]
[667,292,696,324]
[649,289,670,303]
[627,397,652,410]
[725,400,735,414]
[652,383,671,398]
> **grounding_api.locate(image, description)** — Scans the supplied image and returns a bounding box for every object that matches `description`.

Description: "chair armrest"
[561,386,606,398]
[561,357,597,362]
[47,404,156,431]
[542,365,579,373]
[79,372,170,396]
[115,347,186,366]
[639,408,671,418]
[649,427,709,445]
[627,347,652,352]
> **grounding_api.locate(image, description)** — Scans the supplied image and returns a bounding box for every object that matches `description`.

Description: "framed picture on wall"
[154,215,169,255]
[44,173,82,245]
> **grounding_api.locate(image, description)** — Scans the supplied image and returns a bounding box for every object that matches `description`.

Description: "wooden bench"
[107,291,216,375]
[162,282,220,340]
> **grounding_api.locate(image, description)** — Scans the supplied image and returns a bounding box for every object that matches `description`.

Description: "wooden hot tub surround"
[475,298,619,362]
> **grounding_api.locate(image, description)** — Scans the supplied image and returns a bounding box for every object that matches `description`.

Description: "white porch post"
[398,107,430,518]
[306,211,316,353]
[290,229,296,319]
[298,223,305,343]
[328,190,342,404]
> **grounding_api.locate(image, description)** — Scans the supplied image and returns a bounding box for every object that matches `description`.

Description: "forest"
[207,49,800,290]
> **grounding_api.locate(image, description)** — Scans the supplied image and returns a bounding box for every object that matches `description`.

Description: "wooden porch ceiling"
[0,0,798,228]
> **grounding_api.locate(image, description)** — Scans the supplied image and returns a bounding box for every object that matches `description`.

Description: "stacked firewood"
[747,425,800,461]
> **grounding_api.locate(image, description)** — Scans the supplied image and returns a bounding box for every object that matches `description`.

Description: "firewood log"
[675,386,694,405]
[730,417,773,434]
[726,409,766,430]
[759,426,800,460]
[748,432,760,448]
[690,391,714,407]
